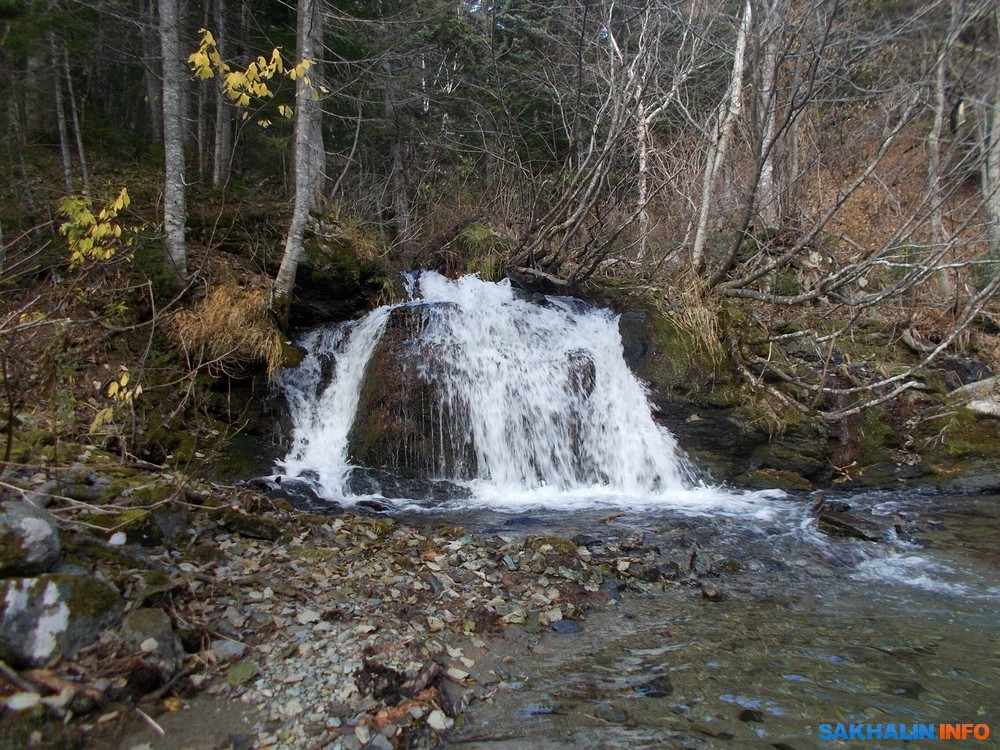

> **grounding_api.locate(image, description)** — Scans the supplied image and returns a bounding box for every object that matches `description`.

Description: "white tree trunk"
[691,0,751,272]
[50,34,75,195]
[212,0,233,187]
[63,47,91,201]
[982,13,1000,255]
[143,0,163,144]
[274,0,324,315]
[636,97,651,265]
[757,0,782,229]
[159,0,188,281]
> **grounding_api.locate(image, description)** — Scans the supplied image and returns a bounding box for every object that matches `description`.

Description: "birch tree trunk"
[756,0,782,229]
[273,0,324,320]
[50,34,75,195]
[212,0,232,187]
[981,11,1000,256]
[691,0,752,272]
[927,0,961,298]
[159,0,188,281]
[143,0,163,144]
[63,47,91,201]
[382,60,412,261]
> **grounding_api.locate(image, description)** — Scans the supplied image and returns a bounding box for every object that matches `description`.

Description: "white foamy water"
[853,553,1000,600]
[278,306,393,495]
[277,272,783,511]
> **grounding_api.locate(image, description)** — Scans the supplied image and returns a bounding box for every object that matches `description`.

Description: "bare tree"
[273,0,326,320]
[159,0,188,281]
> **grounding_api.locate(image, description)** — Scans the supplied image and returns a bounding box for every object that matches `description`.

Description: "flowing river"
[272,273,999,748]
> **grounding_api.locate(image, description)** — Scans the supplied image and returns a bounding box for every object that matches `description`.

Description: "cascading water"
[277,272,770,510]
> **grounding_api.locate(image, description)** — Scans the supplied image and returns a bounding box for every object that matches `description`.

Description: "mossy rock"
[214,507,282,541]
[525,535,578,555]
[742,468,813,492]
[0,574,122,668]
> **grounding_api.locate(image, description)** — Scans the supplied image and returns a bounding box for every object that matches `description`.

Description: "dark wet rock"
[887,680,924,699]
[708,557,742,576]
[817,511,894,542]
[592,703,628,723]
[617,312,651,371]
[600,578,626,600]
[123,607,184,677]
[635,561,682,582]
[0,574,122,668]
[348,304,479,479]
[0,500,61,576]
[620,530,648,552]
[739,708,765,722]
[355,498,391,513]
[550,620,582,635]
[345,468,472,503]
[566,348,596,398]
[636,674,673,697]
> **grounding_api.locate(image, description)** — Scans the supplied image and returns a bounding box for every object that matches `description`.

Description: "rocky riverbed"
[1,453,773,750]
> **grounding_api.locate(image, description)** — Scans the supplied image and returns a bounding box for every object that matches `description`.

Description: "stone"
[216,507,281,541]
[817,511,893,542]
[592,704,628,723]
[550,620,582,635]
[123,607,184,676]
[0,574,122,668]
[636,674,673,697]
[965,399,1000,419]
[226,660,260,688]
[211,638,247,661]
[0,500,61,576]
[700,583,727,602]
[739,708,765,722]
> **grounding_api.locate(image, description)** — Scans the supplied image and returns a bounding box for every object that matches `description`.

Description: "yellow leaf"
[89,407,115,433]
[258,118,271,128]
[107,381,119,397]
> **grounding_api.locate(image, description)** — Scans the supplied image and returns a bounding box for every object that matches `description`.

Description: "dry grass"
[170,276,284,378]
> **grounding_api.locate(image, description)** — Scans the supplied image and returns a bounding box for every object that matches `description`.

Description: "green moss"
[61,574,122,622]
[526,535,577,555]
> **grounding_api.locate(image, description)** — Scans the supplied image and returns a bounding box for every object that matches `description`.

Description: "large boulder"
[0,501,61,576]
[0,574,122,668]
[348,303,479,478]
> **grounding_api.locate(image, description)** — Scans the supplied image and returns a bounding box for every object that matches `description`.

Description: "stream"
[397,491,999,748]
[270,273,998,747]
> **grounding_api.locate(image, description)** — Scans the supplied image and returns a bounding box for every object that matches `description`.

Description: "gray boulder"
[0,574,122,668]
[123,607,185,677]
[0,500,61,576]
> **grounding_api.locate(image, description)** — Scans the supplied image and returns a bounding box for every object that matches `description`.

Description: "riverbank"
[4,460,765,749]
[4,459,997,750]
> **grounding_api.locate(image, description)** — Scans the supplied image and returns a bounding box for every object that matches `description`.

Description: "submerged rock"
[0,574,122,667]
[817,511,896,542]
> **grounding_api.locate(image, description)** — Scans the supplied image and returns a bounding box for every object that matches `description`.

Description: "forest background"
[1,0,999,485]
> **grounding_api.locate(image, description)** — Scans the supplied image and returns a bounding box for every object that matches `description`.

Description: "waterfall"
[277,272,719,506]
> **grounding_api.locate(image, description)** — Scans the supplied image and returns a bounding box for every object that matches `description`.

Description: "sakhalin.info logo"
[818,723,990,741]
